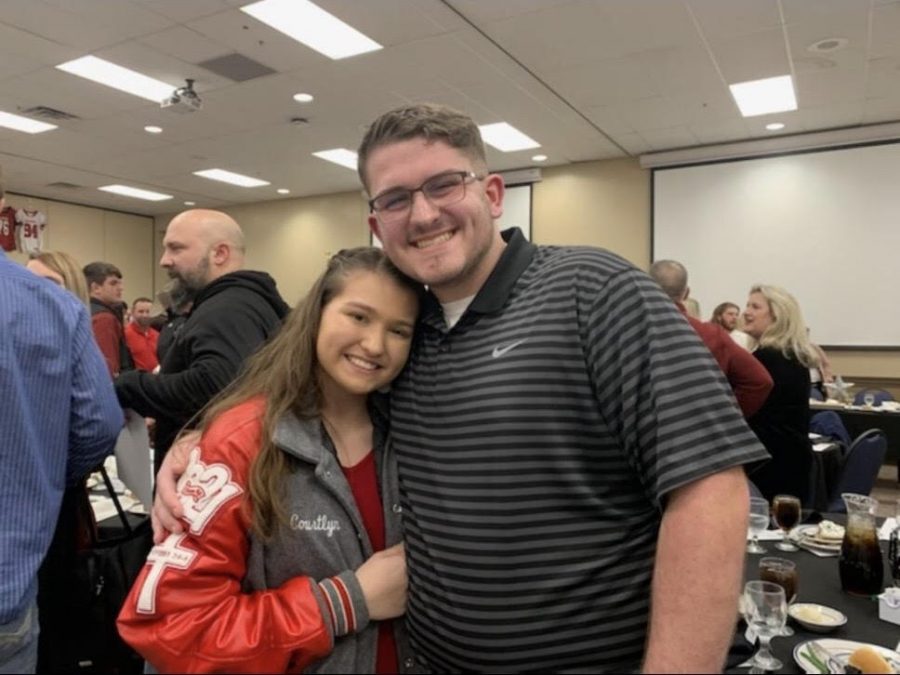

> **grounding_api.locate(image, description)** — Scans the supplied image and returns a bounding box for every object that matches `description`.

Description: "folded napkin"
[752,529,786,541]
[879,517,898,541]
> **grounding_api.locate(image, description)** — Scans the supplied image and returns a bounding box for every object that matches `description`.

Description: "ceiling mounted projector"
[161,78,202,113]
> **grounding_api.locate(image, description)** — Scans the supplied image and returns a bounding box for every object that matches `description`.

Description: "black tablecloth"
[727,520,897,674]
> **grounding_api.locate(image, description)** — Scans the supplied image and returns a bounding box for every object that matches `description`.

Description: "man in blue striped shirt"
[0,185,123,673]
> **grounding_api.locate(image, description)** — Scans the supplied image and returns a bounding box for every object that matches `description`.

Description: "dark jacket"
[747,346,814,503]
[90,298,134,377]
[115,271,290,469]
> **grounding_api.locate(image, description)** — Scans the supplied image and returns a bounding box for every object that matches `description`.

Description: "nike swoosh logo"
[492,339,527,358]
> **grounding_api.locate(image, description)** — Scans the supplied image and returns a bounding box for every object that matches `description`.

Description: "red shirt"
[0,207,16,252]
[341,451,399,675]
[676,302,774,417]
[124,322,160,372]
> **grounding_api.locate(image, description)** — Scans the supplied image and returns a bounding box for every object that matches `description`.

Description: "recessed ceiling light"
[312,148,358,170]
[478,122,541,152]
[193,168,270,187]
[729,75,797,117]
[184,201,196,206]
[98,184,173,201]
[807,37,848,54]
[241,0,382,60]
[277,188,290,194]
[293,92,314,103]
[56,56,175,102]
[144,125,163,134]
[532,154,548,162]
[0,110,58,134]
[765,122,785,131]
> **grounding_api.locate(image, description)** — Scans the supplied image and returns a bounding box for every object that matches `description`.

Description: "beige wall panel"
[532,158,651,268]
[830,352,900,380]
[3,191,153,303]
[229,192,369,305]
[153,192,368,308]
[104,211,155,303]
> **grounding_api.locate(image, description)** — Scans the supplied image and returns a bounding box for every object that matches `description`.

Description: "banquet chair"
[825,429,887,512]
[852,388,895,406]
[809,411,851,448]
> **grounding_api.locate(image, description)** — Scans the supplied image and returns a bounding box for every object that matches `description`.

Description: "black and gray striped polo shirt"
[391,228,768,673]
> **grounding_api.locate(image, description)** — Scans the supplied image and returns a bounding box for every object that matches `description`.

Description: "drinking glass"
[772,495,801,552]
[748,497,770,554]
[759,557,798,636]
[742,581,787,673]
[863,391,876,407]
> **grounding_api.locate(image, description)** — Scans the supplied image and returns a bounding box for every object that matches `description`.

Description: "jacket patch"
[179,447,243,535]
[136,534,197,614]
[290,513,341,537]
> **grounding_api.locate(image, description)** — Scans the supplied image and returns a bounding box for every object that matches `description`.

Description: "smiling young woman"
[117,248,424,674]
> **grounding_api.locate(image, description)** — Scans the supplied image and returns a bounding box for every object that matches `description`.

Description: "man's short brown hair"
[83,261,122,288]
[357,103,487,191]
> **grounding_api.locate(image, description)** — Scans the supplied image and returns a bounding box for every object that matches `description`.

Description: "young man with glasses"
[155,104,768,673]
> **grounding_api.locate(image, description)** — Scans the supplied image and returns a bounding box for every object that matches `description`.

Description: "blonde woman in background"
[26,250,90,306]
[742,284,820,503]
[25,249,111,672]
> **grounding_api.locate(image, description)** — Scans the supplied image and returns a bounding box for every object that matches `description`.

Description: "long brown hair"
[200,247,420,538]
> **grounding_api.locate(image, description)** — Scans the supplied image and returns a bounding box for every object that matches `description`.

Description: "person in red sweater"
[124,296,160,372]
[650,260,773,417]
[84,261,132,377]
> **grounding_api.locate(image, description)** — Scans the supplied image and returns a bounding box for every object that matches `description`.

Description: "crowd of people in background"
[0,103,847,674]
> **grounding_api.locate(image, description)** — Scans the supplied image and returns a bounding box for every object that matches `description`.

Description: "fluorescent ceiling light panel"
[56,56,175,102]
[478,123,541,152]
[98,184,172,201]
[241,0,382,60]
[0,110,57,134]
[729,75,797,117]
[193,168,270,187]
[313,148,358,170]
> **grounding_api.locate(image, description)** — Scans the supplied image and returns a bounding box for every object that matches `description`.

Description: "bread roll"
[847,646,894,674]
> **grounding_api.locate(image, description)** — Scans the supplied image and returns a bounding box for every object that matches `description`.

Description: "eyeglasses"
[368,170,484,224]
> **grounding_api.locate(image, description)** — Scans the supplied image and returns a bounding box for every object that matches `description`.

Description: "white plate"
[788,603,847,633]
[792,525,842,553]
[794,639,900,674]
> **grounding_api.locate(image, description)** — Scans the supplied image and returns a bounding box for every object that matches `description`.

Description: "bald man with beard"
[115,209,289,473]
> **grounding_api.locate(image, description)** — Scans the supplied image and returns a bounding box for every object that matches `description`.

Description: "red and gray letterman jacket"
[117,398,421,674]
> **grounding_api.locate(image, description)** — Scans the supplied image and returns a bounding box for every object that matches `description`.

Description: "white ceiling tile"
[639,126,701,151]
[480,3,633,72]
[708,27,792,83]
[610,132,653,155]
[135,0,232,23]
[688,118,753,145]
[139,25,233,65]
[687,0,781,39]
[781,0,869,24]
[1,0,172,50]
[870,2,900,58]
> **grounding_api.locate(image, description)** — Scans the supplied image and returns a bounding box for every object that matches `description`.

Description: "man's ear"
[211,242,230,265]
[368,214,382,242]
[484,173,505,220]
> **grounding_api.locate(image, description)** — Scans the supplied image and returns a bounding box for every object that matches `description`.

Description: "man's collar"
[422,227,535,321]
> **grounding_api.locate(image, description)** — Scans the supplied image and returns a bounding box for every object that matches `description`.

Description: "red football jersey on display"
[15,209,46,254]
[0,207,16,252]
